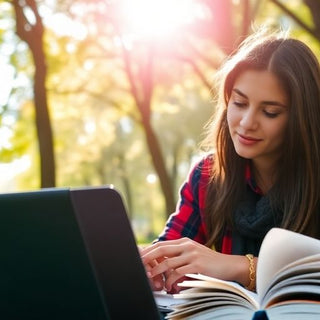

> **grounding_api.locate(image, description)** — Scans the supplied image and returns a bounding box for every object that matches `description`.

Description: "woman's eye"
[263,110,279,118]
[233,101,246,107]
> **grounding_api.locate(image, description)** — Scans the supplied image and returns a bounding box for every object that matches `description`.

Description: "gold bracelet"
[245,254,256,291]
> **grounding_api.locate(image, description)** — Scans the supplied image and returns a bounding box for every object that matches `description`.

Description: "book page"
[263,256,320,293]
[267,301,320,320]
[260,258,320,308]
[262,281,320,308]
[257,228,320,300]
[177,274,259,308]
[167,300,256,320]
[153,291,186,312]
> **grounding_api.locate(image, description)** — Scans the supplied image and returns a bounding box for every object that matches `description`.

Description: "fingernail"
[146,271,152,278]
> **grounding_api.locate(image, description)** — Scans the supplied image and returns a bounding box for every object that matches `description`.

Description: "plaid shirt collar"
[245,162,263,195]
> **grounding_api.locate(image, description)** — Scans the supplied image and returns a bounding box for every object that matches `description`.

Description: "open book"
[166,228,320,320]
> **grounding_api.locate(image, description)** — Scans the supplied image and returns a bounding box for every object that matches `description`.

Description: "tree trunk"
[12,0,55,188]
[121,43,176,217]
[142,119,176,216]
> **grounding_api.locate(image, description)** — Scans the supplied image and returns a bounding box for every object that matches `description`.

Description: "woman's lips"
[237,133,262,145]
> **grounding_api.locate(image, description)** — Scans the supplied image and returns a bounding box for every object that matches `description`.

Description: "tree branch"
[270,0,320,41]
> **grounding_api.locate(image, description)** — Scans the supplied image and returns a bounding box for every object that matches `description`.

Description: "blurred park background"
[1,0,320,243]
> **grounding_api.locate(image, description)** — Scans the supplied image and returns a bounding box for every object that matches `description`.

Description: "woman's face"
[227,69,289,168]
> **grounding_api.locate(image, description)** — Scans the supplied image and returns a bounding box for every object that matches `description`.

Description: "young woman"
[141,30,320,294]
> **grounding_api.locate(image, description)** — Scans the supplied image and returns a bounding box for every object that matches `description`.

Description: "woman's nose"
[239,109,258,130]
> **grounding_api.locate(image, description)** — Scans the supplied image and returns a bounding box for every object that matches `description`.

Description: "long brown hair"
[201,31,320,248]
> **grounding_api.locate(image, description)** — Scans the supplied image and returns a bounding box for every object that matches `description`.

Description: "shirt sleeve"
[157,156,211,244]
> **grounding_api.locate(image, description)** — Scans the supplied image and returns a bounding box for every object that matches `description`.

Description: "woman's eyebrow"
[232,88,247,99]
[261,101,287,108]
[232,88,287,108]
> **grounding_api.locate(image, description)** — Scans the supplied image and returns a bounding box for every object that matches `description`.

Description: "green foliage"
[0,100,36,160]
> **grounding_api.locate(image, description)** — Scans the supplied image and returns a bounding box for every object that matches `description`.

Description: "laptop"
[0,186,164,319]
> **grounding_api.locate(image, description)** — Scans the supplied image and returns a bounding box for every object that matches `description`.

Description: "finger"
[141,244,185,265]
[140,238,188,257]
[142,259,165,291]
[168,281,182,294]
[141,248,165,272]
[148,273,165,291]
[148,254,190,279]
[164,269,185,292]
[139,245,153,255]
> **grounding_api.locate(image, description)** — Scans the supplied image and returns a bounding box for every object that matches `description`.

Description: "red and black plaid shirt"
[157,156,262,254]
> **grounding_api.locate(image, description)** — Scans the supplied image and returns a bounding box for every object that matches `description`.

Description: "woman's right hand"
[140,238,255,292]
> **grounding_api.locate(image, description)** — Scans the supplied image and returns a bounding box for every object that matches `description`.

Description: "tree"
[83,0,256,216]
[3,0,320,223]
[271,0,320,42]
[31,0,320,215]
[12,0,55,187]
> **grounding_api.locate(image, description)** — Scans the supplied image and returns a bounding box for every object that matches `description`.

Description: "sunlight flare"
[119,0,204,39]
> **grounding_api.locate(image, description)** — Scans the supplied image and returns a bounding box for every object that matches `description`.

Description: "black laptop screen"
[0,188,107,319]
